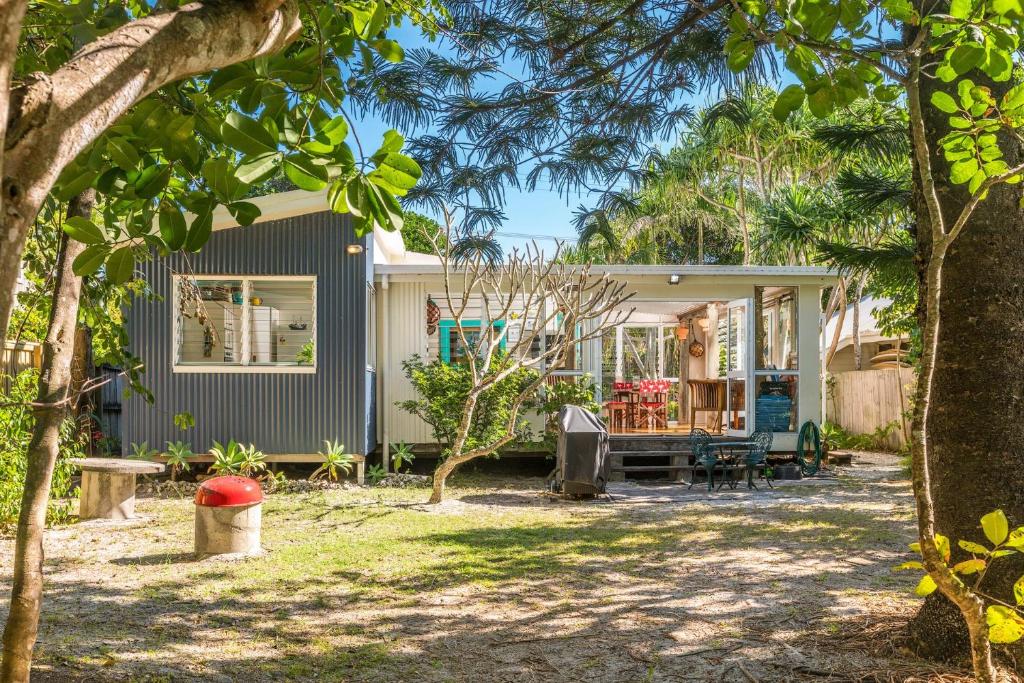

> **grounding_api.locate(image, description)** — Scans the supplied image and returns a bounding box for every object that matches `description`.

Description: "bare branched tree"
[424,212,633,504]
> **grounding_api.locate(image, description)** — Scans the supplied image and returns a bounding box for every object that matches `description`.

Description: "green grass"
[20,472,920,682]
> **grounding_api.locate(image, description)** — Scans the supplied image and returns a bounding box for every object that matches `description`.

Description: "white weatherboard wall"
[376,266,836,452]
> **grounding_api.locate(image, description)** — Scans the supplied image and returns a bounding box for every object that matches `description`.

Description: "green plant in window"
[296,340,314,365]
[390,441,415,472]
[310,439,353,481]
[164,441,193,481]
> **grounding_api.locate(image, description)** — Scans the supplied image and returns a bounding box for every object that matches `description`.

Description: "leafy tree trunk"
[905,42,1024,665]
[737,164,750,264]
[0,191,92,682]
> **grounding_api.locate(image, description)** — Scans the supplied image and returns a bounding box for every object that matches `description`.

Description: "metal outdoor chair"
[688,428,720,491]
[744,429,775,490]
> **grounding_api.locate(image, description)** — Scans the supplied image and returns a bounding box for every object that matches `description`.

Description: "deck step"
[612,450,690,458]
[617,465,693,472]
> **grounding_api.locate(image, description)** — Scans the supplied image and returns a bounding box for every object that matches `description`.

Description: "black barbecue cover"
[555,405,610,494]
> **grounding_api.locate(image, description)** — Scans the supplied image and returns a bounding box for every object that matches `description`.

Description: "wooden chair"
[638,379,671,431]
[688,380,725,433]
[604,401,629,433]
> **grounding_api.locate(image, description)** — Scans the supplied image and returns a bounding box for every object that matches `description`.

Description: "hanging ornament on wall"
[675,315,689,342]
[426,297,441,335]
[688,334,705,359]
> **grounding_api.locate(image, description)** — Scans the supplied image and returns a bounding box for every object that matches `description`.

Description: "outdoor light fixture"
[668,274,681,285]
[345,244,364,255]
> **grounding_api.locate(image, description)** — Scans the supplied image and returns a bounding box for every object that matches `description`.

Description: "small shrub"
[311,439,353,481]
[535,375,599,451]
[390,441,415,472]
[129,441,159,460]
[0,370,80,529]
[209,439,266,478]
[367,463,387,485]
[398,353,539,455]
[164,441,193,481]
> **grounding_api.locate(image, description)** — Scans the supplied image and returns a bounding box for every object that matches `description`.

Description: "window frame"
[171,274,317,374]
[439,319,507,364]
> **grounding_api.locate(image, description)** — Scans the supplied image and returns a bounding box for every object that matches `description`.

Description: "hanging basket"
[688,339,705,358]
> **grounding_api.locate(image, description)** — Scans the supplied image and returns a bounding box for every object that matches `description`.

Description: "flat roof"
[376,264,837,278]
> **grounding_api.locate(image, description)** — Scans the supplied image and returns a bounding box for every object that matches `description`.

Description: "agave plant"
[390,441,415,473]
[129,441,159,460]
[310,439,353,482]
[164,441,194,481]
[209,439,266,478]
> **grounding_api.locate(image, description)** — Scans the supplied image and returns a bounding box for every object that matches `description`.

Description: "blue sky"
[350,22,719,251]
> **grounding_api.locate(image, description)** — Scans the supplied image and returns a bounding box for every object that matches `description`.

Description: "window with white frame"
[173,275,316,372]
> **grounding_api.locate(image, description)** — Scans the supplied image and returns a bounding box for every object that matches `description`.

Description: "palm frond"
[813,122,909,162]
[836,166,911,213]
[816,232,915,291]
[450,234,503,266]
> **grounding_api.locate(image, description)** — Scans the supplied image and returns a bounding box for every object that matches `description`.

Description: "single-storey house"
[124,189,836,462]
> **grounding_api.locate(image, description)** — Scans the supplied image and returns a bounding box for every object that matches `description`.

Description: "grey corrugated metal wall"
[124,210,373,456]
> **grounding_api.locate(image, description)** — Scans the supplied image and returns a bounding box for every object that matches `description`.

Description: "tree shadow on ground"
[2,459,975,682]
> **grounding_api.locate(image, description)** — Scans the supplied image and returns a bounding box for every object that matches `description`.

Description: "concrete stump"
[194,476,263,557]
[194,503,262,556]
[70,458,165,520]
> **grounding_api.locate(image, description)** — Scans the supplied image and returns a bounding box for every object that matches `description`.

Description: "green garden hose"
[796,420,824,476]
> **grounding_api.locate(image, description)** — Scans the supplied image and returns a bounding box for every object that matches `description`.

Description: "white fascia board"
[375,263,838,280]
[211,189,330,231]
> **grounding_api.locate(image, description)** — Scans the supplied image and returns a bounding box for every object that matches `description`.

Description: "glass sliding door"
[725,298,754,436]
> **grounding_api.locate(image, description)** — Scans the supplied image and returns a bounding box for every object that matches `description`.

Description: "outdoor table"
[69,457,165,520]
[704,440,756,491]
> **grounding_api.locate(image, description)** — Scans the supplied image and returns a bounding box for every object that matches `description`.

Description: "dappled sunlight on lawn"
[0,452,971,682]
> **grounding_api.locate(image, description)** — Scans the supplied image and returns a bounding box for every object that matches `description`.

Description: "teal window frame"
[439,319,506,363]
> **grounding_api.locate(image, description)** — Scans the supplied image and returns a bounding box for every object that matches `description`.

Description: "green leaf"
[785,45,819,81]
[930,91,959,114]
[282,153,329,191]
[227,201,261,227]
[328,180,348,213]
[106,137,140,171]
[374,38,404,62]
[346,177,368,218]
[1002,84,1024,111]
[958,540,990,555]
[948,43,985,75]
[236,152,281,184]
[1015,576,1024,606]
[319,116,349,145]
[105,246,135,285]
[135,165,171,199]
[982,509,1010,545]
[63,216,106,245]
[807,85,835,118]
[159,206,187,251]
[72,245,109,277]
[773,84,806,121]
[1007,527,1024,548]
[993,0,1024,16]
[370,152,422,194]
[727,40,755,72]
[914,574,938,597]
[950,158,979,184]
[184,211,213,253]
[987,605,1024,643]
[220,111,277,156]
[949,0,975,18]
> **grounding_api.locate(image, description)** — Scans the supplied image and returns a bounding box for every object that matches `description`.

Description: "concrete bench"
[69,458,165,520]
